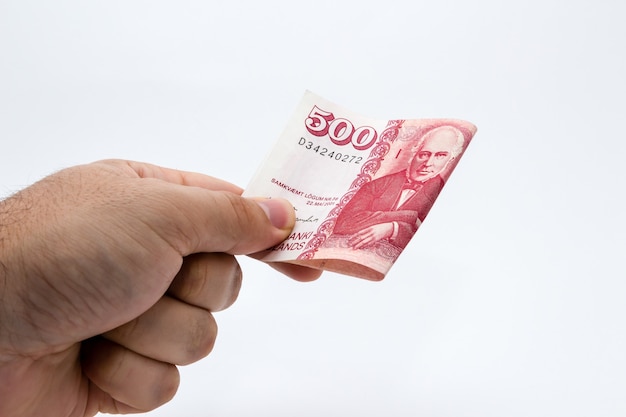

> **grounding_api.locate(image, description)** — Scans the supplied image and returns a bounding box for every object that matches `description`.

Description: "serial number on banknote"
[298,138,363,164]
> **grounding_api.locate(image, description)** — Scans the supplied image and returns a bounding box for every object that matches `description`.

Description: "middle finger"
[168,252,242,312]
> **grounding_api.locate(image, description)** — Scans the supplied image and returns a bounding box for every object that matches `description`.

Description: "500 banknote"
[243,91,476,280]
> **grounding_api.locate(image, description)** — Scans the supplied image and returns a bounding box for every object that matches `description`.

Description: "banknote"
[243,91,476,280]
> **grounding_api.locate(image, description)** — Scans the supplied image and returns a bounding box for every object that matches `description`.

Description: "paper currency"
[244,91,476,280]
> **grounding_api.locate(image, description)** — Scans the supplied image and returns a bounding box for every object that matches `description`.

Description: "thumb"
[159,187,295,256]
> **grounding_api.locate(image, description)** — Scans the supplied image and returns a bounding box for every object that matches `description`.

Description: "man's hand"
[0,159,320,417]
[347,222,394,250]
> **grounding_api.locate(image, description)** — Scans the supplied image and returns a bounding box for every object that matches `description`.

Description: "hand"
[0,159,321,416]
[347,222,394,249]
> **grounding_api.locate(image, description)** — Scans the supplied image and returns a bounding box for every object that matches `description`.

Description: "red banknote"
[244,91,476,280]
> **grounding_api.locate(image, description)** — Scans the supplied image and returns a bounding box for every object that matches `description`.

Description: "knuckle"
[224,262,243,310]
[182,255,212,300]
[219,193,259,249]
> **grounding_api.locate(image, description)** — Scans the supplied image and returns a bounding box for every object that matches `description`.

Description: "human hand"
[0,159,321,416]
[347,222,394,250]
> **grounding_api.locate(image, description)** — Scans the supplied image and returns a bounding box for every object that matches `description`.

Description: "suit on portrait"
[332,171,444,249]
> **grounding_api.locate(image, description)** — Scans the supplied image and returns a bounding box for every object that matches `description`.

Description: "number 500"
[304,105,378,151]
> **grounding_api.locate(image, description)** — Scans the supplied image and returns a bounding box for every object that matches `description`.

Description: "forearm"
[0,189,43,347]
[0,195,20,355]
[0,188,70,358]
[0,196,39,416]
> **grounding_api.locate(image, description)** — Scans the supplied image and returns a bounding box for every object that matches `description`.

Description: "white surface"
[1,0,625,416]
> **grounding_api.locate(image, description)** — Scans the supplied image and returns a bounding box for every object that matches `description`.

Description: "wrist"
[0,197,13,346]
[0,193,32,357]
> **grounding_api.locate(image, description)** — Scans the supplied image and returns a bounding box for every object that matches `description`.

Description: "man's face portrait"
[407,128,459,182]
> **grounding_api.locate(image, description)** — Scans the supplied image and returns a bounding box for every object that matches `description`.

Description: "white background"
[1,0,625,416]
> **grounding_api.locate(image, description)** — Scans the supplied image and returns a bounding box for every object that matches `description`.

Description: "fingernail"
[255,198,294,230]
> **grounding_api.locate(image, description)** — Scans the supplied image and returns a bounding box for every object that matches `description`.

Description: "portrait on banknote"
[305,121,472,279]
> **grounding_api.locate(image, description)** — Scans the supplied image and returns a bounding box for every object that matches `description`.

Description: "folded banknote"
[244,91,476,280]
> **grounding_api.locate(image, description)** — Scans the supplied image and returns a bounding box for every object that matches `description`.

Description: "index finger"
[100,159,244,194]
